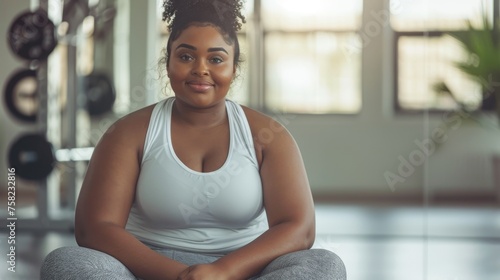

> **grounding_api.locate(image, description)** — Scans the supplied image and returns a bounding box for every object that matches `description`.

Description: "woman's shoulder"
[111,103,157,135]
[239,105,294,150]
[95,103,158,158]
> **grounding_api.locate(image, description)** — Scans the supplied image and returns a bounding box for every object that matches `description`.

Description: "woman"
[41,0,346,279]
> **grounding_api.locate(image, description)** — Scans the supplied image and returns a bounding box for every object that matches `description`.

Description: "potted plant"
[433,10,500,118]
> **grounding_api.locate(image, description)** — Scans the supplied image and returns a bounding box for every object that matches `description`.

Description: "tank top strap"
[143,97,257,168]
[141,97,172,162]
[225,99,258,167]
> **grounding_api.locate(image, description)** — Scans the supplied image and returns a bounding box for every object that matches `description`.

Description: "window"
[155,0,363,114]
[262,0,363,113]
[392,0,498,111]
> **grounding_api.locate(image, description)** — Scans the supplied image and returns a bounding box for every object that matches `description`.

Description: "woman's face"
[167,24,236,109]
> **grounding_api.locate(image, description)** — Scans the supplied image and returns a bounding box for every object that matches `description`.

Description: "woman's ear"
[231,67,237,82]
[165,53,171,78]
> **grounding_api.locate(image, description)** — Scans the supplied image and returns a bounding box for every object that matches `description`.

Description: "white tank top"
[125,97,268,255]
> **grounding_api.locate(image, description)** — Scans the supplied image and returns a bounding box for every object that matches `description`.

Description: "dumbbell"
[3,69,116,123]
[8,133,94,181]
[82,72,116,116]
[7,9,57,61]
[6,7,116,120]
[3,69,39,123]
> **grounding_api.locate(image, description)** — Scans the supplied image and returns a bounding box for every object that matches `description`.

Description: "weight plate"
[8,133,55,180]
[4,69,38,123]
[7,10,57,61]
[83,72,116,116]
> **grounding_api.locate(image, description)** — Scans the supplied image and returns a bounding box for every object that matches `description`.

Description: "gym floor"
[0,203,499,280]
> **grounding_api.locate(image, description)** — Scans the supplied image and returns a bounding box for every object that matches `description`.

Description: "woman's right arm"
[74,108,188,280]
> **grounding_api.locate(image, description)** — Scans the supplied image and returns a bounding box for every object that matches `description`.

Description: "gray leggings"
[40,246,346,279]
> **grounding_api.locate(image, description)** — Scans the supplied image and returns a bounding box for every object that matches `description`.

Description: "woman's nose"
[191,59,209,76]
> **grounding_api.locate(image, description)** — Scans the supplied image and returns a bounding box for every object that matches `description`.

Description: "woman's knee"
[261,249,346,279]
[40,246,136,280]
[311,249,346,279]
[41,247,76,276]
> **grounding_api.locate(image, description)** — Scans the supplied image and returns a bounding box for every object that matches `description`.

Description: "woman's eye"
[210,57,223,64]
[180,54,193,61]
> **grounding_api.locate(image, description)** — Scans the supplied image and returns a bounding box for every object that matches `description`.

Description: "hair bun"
[162,0,246,33]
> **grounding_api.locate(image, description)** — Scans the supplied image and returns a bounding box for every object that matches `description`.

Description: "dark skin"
[75,24,315,280]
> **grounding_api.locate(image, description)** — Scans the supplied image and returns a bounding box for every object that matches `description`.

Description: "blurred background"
[0,0,499,279]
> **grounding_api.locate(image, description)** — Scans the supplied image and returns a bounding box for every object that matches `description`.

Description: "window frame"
[393,0,500,114]
[155,0,364,115]
[251,0,364,115]
[261,29,362,115]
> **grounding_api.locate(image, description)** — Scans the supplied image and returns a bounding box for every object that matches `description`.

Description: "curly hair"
[162,0,246,68]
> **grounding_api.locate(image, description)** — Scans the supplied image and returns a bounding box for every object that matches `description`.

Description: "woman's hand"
[176,263,231,280]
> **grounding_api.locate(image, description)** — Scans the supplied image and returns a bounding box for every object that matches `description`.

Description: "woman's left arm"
[178,113,315,280]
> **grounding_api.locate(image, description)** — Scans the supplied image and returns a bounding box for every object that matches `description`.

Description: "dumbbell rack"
[4,0,91,232]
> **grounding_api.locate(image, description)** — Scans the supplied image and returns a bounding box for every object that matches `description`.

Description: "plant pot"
[481,93,496,111]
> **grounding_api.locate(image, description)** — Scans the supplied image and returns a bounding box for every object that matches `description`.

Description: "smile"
[186,81,214,92]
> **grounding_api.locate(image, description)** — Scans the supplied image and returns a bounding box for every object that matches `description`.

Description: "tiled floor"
[1,203,499,280]
[313,204,500,280]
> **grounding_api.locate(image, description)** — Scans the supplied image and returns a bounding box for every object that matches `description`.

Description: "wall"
[1,0,500,204]
[286,0,500,201]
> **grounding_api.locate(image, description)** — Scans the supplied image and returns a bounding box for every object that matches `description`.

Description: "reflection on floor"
[313,204,500,280]
[0,203,499,280]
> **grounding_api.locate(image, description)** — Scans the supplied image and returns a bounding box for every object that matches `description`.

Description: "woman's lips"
[186,81,214,92]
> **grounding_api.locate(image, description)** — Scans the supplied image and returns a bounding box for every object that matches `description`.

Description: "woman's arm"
[178,109,315,280]
[74,108,188,280]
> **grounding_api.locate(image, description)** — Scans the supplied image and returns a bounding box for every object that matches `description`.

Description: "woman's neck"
[171,98,227,128]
